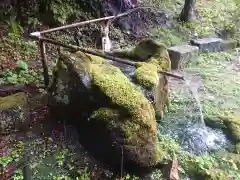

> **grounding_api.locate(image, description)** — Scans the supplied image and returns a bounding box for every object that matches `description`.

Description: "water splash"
[184,78,205,125]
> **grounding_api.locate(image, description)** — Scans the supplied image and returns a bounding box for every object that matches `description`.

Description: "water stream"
[184,78,204,124]
[110,63,232,155]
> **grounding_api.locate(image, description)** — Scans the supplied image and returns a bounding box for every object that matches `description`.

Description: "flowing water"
[184,78,204,124]
[110,63,232,155]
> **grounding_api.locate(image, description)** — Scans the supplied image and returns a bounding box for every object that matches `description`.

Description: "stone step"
[168,44,199,70]
[190,37,223,53]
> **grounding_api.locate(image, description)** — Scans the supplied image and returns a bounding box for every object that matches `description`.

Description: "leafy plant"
[16,60,28,71]
[43,0,78,24]
[3,60,42,85]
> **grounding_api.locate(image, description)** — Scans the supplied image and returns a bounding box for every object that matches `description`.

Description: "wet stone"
[190,37,223,53]
[168,44,199,70]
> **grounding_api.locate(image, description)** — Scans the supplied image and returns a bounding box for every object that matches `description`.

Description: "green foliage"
[177,152,240,179]
[43,0,78,24]
[55,150,66,167]
[0,141,24,168]
[117,174,139,180]
[13,169,24,180]
[16,60,28,71]
[4,33,38,58]
[3,60,42,85]
[9,21,23,37]
[150,28,185,47]
[27,17,42,29]
[150,169,164,180]
[1,7,23,36]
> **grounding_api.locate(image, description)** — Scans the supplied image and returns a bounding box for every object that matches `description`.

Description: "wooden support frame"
[39,40,49,87]
[29,6,184,88]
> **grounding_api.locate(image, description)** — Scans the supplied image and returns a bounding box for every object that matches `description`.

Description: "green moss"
[221,116,240,142]
[91,107,117,119]
[150,27,185,47]
[204,116,225,129]
[89,63,157,132]
[0,92,27,110]
[112,39,171,90]
[220,152,240,169]
[90,107,163,164]
[135,63,159,90]
[180,154,229,179]
[134,40,171,89]
[204,169,229,180]
[58,48,165,166]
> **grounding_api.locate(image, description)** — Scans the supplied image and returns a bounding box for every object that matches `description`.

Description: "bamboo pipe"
[30,35,184,80]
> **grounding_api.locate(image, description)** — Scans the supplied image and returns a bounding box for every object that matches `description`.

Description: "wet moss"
[0,92,27,110]
[181,154,228,179]
[89,63,157,133]
[221,115,240,142]
[135,62,159,90]
[134,40,171,90]
[113,39,171,90]
[90,107,163,165]
[204,116,225,129]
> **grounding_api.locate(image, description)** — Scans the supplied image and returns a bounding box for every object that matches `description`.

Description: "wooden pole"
[39,40,49,87]
[32,36,184,80]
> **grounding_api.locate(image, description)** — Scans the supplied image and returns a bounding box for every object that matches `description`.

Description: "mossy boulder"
[221,115,240,142]
[0,92,28,135]
[204,116,226,129]
[48,50,163,173]
[111,39,171,90]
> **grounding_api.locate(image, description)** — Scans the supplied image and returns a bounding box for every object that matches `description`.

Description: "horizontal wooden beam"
[30,35,184,80]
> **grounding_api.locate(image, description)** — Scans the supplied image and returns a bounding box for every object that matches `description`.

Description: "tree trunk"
[180,0,196,22]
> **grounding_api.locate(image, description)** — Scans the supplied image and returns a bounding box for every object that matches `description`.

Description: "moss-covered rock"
[90,107,162,167]
[221,115,240,142]
[0,92,27,110]
[204,116,226,129]
[48,50,163,173]
[110,39,171,118]
[0,92,28,135]
[112,39,171,90]
[135,62,159,90]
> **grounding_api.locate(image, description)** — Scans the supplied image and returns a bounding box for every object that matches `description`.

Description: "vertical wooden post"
[39,40,49,88]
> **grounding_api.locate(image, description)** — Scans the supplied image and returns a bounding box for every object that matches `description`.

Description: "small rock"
[190,37,223,53]
[168,45,199,69]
